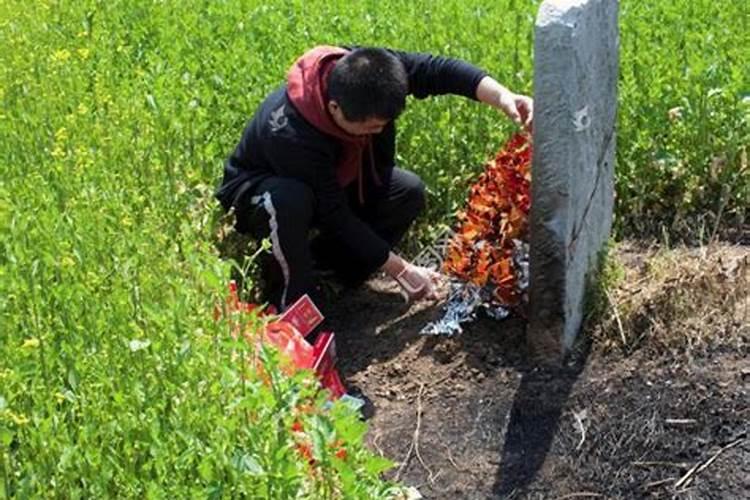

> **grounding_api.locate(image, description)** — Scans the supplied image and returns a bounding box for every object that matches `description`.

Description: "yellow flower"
[77,103,89,115]
[22,337,40,349]
[77,48,90,59]
[50,49,71,63]
[51,127,68,160]
[55,392,66,403]
[51,146,65,159]
[9,412,30,426]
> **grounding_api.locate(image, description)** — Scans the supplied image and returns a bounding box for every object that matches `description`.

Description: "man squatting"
[216,46,533,321]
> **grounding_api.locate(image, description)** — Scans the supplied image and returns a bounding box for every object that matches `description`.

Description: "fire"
[443,133,532,307]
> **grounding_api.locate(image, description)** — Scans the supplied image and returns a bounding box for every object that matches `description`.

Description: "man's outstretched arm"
[389,49,533,130]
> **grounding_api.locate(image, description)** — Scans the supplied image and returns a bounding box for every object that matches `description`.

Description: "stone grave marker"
[528,0,620,359]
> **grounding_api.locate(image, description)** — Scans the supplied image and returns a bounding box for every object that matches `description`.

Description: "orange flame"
[443,133,531,306]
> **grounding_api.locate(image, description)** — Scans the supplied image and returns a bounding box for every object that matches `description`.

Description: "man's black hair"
[328,48,408,122]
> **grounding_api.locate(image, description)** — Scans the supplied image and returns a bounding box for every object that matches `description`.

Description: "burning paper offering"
[421,133,532,336]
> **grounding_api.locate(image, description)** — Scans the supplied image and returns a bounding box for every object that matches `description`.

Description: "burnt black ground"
[328,276,749,499]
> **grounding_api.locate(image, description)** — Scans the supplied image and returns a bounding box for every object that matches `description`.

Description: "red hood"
[287,46,371,190]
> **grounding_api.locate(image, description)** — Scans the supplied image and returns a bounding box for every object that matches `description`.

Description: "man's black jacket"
[216,48,487,274]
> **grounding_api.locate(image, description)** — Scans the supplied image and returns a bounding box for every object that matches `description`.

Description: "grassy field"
[1,0,747,496]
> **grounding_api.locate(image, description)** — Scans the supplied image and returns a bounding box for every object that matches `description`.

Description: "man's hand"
[476,76,534,131]
[497,90,533,131]
[394,264,441,302]
[382,252,441,303]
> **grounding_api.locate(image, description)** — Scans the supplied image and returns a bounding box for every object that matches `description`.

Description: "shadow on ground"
[329,278,590,497]
[327,274,748,499]
[493,340,590,496]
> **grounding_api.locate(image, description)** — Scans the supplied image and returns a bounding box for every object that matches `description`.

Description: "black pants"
[235,168,425,312]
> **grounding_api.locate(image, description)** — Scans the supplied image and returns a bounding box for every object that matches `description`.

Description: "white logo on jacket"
[269,105,288,132]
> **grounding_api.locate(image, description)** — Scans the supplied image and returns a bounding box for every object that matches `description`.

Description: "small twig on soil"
[664,418,697,426]
[431,372,454,387]
[605,289,627,347]
[632,461,689,469]
[396,384,437,483]
[556,492,604,499]
[372,430,385,457]
[674,438,745,490]
[412,384,438,483]
[442,444,472,473]
[573,410,587,451]
[643,478,676,489]
[395,428,415,480]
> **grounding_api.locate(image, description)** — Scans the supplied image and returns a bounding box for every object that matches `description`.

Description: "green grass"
[1,0,747,496]
[617,0,749,236]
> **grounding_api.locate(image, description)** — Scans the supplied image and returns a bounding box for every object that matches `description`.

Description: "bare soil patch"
[328,243,749,499]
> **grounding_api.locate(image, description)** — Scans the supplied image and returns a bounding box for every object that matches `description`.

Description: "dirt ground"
[327,243,749,499]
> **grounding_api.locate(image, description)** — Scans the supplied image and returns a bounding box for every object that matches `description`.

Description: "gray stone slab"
[528,0,619,360]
